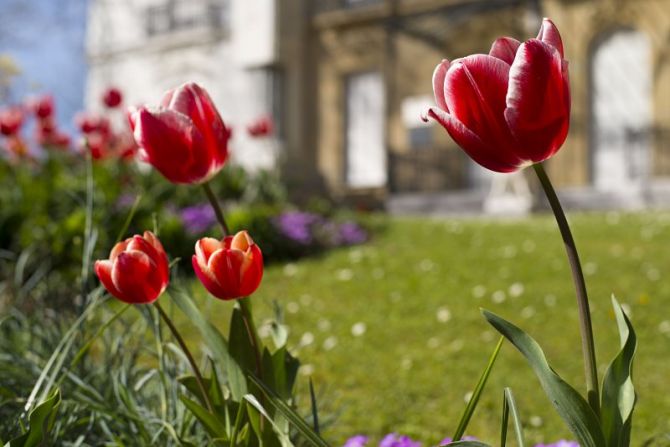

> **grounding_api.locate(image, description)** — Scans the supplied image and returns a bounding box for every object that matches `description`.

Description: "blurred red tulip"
[129,82,231,184]
[247,115,274,137]
[28,94,54,119]
[95,231,169,304]
[75,112,111,136]
[0,107,24,136]
[425,18,570,173]
[102,87,123,108]
[192,231,263,300]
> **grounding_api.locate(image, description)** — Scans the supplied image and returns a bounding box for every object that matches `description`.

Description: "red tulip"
[102,87,123,108]
[28,94,54,119]
[247,115,274,137]
[425,18,570,173]
[192,231,263,300]
[129,82,231,184]
[0,107,24,136]
[95,231,169,304]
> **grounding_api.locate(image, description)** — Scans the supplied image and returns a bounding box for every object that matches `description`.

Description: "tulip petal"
[112,251,162,304]
[192,255,229,299]
[505,39,570,162]
[110,239,129,261]
[195,237,225,263]
[537,18,564,58]
[94,260,123,298]
[143,231,170,280]
[432,59,450,112]
[239,244,263,297]
[230,231,252,252]
[133,107,211,183]
[209,249,245,299]
[489,37,521,65]
[426,107,520,173]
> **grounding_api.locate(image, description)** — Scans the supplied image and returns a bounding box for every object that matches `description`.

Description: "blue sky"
[0,0,88,132]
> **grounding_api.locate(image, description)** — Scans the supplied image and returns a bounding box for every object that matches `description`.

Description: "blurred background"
[1,0,670,446]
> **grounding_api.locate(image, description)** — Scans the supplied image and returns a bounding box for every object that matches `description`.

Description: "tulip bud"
[28,94,54,119]
[426,18,569,173]
[192,231,263,300]
[129,82,231,184]
[102,87,123,108]
[0,107,24,136]
[94,231,169,304]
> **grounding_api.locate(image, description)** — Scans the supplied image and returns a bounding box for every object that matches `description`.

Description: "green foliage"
[4,388,61,447]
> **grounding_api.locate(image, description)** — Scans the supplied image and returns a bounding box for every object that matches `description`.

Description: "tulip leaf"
[179,395,228,439]
[244,394,293,447]
[229,307,258,376]
[501,388,525,447]
[600,296,637,447]
[445,442,491,447]
[248,375,329,447]
[482,309,606,447]
[5,388,61,447]
[169,286,247,400]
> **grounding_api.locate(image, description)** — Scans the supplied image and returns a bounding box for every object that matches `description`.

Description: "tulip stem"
[202,182,230,237]
[154,301,214,413]
[532,163,599,417]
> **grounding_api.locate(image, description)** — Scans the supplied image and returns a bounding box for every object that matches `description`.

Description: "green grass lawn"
[183,212,670,446]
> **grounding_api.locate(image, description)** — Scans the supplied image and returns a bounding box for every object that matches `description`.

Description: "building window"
[401,95,434,150]
[145,0,229,36]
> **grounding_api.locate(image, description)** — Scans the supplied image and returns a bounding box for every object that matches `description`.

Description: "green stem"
[532,163,599,416]
[202,181,230,236]
[154,301,214,413]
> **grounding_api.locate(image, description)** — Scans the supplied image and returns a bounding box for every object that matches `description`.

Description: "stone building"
[86,0,670,209]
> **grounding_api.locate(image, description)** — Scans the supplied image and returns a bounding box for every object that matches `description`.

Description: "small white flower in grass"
[299,364,314,376]
[323,336,338,350]
[436,306,451,323]
[544,294,557,307]
[502,245,517,258]
[584,262,598,276]
[447,222,463,234]
[257,322,272,339]
[390,291,402,302]
[646,268,660,281]
[401,357,413,370]
[300,332,314,347]
[492,290,506,304]
[508,282,525,298]
[472,285,486,299]
[521,306,536,319]
[427,337,440,349]
[287,301,300,314]
[606,212,620,225]
[337,268,353,281]
[658,320,670,335]
[372,267,385,279]
[529,416,543,427]
[351,322,366,337]
[418,259,435,272]
[522,239,536,253]
[463,391,473,403]
[349,248,363,263]
[480,331,494,342]
[300,294,312,306]
[317,318,331,332]
[283,263,298,277]
[449,339,464,352]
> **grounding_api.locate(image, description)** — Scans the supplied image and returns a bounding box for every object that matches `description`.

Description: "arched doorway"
[590,29,652,190]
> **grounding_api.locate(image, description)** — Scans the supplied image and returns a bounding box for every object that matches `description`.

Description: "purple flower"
[115,193,137,210]
[272,211,322,245]
[179,204,217,235]
[344,435,369,447]
[338,221,367,245]
[379,433,421,447]
[535,441,579,447]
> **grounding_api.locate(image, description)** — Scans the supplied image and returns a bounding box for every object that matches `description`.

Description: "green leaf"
[452,337,503,441]
[243,394,293,447]
[309,378,320,435]
[180,395,228,439]
[445,442,491,447]
[483,310,606,447]
[229,307,258,375]
[600,297,637,447]
[6,388,61,447]
[169,286,247,400]
[248,375,329,447]
[501,388,524,447]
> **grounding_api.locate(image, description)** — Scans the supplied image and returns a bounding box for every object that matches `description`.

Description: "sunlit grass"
[180,212,670,446]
